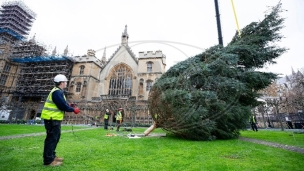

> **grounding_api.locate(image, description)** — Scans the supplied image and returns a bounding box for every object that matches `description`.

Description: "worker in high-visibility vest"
[249,115,258,132]
[104,109,111,130]
[116,108,123,131]
[41,74,80,166]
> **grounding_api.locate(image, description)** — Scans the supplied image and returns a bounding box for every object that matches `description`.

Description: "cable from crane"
[231,0,241,37]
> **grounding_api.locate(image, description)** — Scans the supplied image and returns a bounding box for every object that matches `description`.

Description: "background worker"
[285,116,293,129]
[116,108,123,131]
[249,114,258,132]
[104,109,111,130]
[111,109,116,129]
[41,74,80,166]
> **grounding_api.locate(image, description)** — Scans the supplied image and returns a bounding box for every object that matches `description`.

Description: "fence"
[256,113,304,129]
[0,100,153,126]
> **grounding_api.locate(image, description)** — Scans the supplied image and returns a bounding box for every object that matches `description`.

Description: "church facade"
[64,26,166,125]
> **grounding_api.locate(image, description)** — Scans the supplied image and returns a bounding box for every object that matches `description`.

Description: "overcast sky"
[14,0,304,76]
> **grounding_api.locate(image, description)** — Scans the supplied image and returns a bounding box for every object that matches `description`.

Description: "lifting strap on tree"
[231,0,241,37]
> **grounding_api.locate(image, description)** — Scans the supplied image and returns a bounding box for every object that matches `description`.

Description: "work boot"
[55,156,64,162]
[45,160,62,166]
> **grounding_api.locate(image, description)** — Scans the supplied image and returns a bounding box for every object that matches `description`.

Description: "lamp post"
[214,0,223,46]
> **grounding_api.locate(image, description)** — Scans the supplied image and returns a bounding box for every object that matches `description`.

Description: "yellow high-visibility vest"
[41,87,65,120]
[116,111,122,121]
[249,116,256,123]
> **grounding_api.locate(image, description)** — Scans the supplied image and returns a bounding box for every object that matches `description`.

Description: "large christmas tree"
[148,3,287,140]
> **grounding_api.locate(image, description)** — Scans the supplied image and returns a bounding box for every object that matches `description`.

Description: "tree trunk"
[275,104,284,131]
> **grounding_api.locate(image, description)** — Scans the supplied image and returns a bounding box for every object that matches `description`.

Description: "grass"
[0,124,303,171]
[0,124,88,136]
[240,129,304,148]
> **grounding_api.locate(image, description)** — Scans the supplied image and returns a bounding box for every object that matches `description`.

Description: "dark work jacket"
[52,88,75,113]
[104,112,111,120]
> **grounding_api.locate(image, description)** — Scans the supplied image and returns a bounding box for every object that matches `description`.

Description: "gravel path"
[239,137,304,155]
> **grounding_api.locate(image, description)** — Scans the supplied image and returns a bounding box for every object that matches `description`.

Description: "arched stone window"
[3,64,11,72]
[0,75,7,86]
[108,64,133,96]
[146,79,153,91]
[80,65,85,75]
[76,82,82,92]
[147,61,153,72]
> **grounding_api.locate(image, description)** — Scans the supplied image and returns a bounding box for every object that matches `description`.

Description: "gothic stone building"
[59,26,166,125]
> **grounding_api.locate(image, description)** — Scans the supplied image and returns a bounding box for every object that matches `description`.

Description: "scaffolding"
[0,1,36,43]
[11,41,46,58]
[12,55,74,99]
[0,28,23,42]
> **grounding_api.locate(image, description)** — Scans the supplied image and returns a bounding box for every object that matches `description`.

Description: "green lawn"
[0,125,303,171]
[0,124,88,136]
[240,129,304,148]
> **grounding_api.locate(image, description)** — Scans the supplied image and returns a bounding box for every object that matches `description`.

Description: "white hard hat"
[54,74,68,82]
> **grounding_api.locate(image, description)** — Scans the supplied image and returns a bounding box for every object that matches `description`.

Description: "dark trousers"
[104,119,109,129]
[43,120,61,165]
[251,123,258,131]
[286,121,293,129]
[116,120,122,131]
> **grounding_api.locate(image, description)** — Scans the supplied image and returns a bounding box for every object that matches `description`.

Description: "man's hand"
[73,108,80,114]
